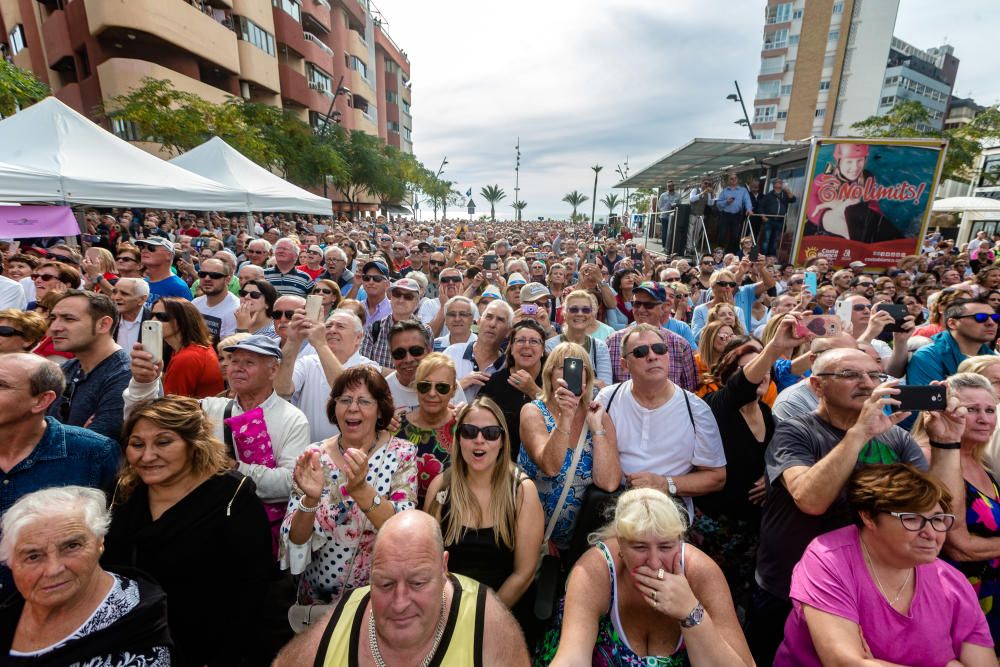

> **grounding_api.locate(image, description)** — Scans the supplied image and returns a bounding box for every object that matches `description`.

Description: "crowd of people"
[2,203,1000,666]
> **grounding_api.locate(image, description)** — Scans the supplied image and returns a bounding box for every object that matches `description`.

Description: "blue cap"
[223,334,283,360]
[362,260,390,277]
[633,281,666,303]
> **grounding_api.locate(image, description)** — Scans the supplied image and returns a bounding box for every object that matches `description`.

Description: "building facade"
[0,0,411,152]
[944,96,984,131]
[877,38,957,133]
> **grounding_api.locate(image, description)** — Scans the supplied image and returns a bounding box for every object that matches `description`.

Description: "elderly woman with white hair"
[0,486,172,664]
[541,488,753,666]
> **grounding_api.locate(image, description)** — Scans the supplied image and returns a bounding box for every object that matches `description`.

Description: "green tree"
[590,165,603,228]
[601,193,622,219]
[512,200,527,218]
[479,185,507,221]
[631,187,657,215]
[562,190,589,220]
[851,100,1000,182]
[0,60,48,117]
[422,175,452,221]
[371,145,423,213]
[327,129,389,216]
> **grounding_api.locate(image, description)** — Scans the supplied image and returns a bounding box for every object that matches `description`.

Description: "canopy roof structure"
[615,138,806,189]
[170,137,332,215]
[931,196,1000,212]
[0,97,248,210]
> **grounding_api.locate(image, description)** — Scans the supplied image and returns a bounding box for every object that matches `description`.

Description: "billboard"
[791,137,947,269]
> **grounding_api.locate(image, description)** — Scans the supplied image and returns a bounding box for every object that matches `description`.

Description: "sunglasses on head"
[197,271,226,280]
[362,274,386,282]
[416,381,453,395]
[239,289,263,299]
[273,310,297,320]
[628,342,668,358]
[955,312,1000,323]
[151,311,173,322]
[566,306,593,315]
[458,423,504,441]
[391,345,427,360]
[0,326,25,337]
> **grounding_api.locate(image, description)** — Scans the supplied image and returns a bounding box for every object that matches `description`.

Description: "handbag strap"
[543,423,589,544]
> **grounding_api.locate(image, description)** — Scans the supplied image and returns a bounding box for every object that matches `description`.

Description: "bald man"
[275,510,529,666]
[771,333,858,423]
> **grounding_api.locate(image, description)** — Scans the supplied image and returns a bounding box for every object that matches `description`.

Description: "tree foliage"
[512,200,527,220]
[0,60,48,118]
[562,190,589,219]
[851,100,1000,182]
[480,184,506,221]
[601,193,622,217]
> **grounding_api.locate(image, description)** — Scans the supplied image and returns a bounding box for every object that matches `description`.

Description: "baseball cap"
[137,237,175,254]
[223,334,283,360]
[848,261,866,269]
[506,272,527,287]
[633,281,666,303]
[520,282,551,303]
[362,260,390,277]
[391,277,420,293]
[478,286,502,302]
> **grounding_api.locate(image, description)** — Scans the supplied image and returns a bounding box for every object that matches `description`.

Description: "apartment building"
[877,38,957,133]
[0,0,411,153]
[944,97,985,131]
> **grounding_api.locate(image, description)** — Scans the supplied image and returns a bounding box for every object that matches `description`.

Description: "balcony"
[279,62,327,111]
[237,40,280,93]
[41,8,73,70]
[98,57,233,106]
[85,0,239,73]
[303,31,332,55]
[302,0,331,33]
[272,5,307,57]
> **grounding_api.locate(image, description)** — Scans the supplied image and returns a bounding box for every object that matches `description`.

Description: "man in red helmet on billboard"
[803,143,902,243]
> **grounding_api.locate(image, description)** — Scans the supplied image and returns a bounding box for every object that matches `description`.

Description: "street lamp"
[514,138,521,221]
[321,75,352,200]
[727,80,756,140]
[615,158,630,221]
[435,157,448,179]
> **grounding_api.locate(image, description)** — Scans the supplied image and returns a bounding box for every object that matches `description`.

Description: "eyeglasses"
[151,311,173,322]
[334,396,377,410]
[566,306,593,315]
[197,271,226,280]
[311,288,334,295]
[852,303,872,312]
[631,300,660,310]
[391,345,427,360]
[953,313,1000,324]
[239,290,263,299]
[273,310,297,320]
[458,423,504,441]
[447,310,473,318]
[362,274,387,283]
[700,260,714,265]
[391,290,416,301]
[429,260,446,267]
[32,273,59,282]
[788,279,804,285]
[440,275,462,284]
[0,326,25,337]
[813,370,888,382]
[512,337,543,346]
[627,342,668,358]
[889,511,956,532]
[116,256,137,263]
[416,381,453,395]
[715,281,738,288]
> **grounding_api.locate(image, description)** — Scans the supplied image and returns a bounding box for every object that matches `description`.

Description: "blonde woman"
[695,320,735,398]
[397,353,458,504]
[541,488,753,666]
[706,301,746,336]
[547,290,613,386]
[958,355,1000,484]
[691,269,745,339]
[425,397,544,613]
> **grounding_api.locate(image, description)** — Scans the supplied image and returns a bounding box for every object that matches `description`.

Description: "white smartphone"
[306,294,324,322]
[141,320,163,364]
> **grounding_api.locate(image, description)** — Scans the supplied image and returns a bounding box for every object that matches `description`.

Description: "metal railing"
[303,31,333,55]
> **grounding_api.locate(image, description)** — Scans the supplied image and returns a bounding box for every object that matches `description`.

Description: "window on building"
[77,47,91,78]
[833,2,844,13]
[111,118,140,142]
[402,99,411,115]
[236,16,276,56]
[815,108,826,118]
[757,79,781,99]
[823,54,836,68]
[754,105,777,123]
[307,64,332,94]
[350,55,367,79]
[819,80,831,91]
[271,0,300,22]
[789,34,800,45]
[8,25,26,56]
[880,95,895,106]
[403,126,411,141]
[793,9,803,19]
[780,84,793,96]
[764,28,788,50]
[760,56,784,75]
[777,111,788,120]
[828,29,840,41]
[384,58,397,74]
[386,90,399,105]
[387,120,400,133]
[765,2,793,24]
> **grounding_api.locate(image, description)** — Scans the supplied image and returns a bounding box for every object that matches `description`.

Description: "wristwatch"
[360,494,383,514]
[666,476,677,495]
[679,602,705,629]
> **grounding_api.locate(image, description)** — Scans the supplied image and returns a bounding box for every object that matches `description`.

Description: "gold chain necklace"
[860,537,912,606]
[369,590,447,667]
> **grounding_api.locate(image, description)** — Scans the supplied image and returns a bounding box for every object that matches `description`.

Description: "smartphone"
[894,385,947,412]
[876,303,908,333]
[141,321,163,364]
[563,357,584,396]
[522,304,538,316]
[483,254,498,270]
[795,315,842,338]
[803,272,818,295]
[749,245,759,262]
[306,295,324,322]
[82,234,101,244]
[180,250,192,264]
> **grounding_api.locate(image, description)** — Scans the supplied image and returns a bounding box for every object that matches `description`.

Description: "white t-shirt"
[597,380,726,519]
[291,351,379,442]
[0,275,26,310]
[193,292,239,341]
[387,371,419,411]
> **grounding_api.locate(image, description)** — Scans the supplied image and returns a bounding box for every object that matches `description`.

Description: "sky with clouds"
[373,0,998,221]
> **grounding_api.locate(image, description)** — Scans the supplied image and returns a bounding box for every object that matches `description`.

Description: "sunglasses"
[391,345,427,360]
[362,274,387,282]
[391,290,416,301]
[416,381,453,395]
[628,342,668,358]
[116,256,137,263]
[458,423,505,441]
[151,311,173,322]
[311,288,334,295]
[239,290,263,299]
[429,260,446,267]
[631,300,660,310]
[273,310,298,320]
[32,273,59,282]
[852,304,872,311]
[198,271,226,280]
[715,281,738,288]
[954,312,1000,324]
[0,325,25,337]
[566,306,593,315]
[440,275,463,284]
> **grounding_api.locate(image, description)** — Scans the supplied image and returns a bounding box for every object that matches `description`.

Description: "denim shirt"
[0,417,119,594]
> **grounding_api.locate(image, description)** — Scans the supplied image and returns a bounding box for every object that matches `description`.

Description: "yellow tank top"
[316,573,486,667]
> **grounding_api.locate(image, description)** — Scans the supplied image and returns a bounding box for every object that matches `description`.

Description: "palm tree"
[512,200,527,218]
[562,190,589,221]
[600,193,622,221]
[479,185,506,222]
[590,165,603,226]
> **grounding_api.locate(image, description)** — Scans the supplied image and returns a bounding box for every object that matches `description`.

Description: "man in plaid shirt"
[361,277,432,371]
[606,281,698,390]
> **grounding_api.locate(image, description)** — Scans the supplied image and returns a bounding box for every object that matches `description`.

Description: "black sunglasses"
[440,276,462,284]
[416,381,453,395]
[0,325,25,337]
[115,256,137,263]
[715,281,738,288]
[631,300,660,310]
[273,310,297,320]
[391,345,427,360]
[311,288,334,295]
[239,290,263,299]
[458,423,505,441]
[362,274,387,282]
[197,271,227,280]
[429,260,446,267]
[954,313,1000,324]
[151,311,173,322]
[628,342,668,358]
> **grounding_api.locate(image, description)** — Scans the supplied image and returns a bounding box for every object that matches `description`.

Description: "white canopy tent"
[932,196,1000,246]
[170,137,332,215]
[0,97,248,210]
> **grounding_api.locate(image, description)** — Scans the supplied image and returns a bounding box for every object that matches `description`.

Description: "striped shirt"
[264,266,313,297]
[606,324,698,391]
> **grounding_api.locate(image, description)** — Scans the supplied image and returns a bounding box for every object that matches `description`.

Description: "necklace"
[369,589,448,667]
[337,434,379,456]
[860,537,912,606]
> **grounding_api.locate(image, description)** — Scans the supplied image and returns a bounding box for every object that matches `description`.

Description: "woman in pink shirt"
[775,464,994,667]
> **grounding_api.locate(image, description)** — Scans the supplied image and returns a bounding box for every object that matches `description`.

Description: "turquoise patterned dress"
[535,541,690,666]
[516,399,594,551]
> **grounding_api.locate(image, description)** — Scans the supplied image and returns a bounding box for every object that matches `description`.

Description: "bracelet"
[930,441,961,450]
[592,429,607,436]
[553,425,569,435]
[297,496,321,513]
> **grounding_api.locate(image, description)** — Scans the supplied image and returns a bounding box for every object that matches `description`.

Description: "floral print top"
[396,414,456,506]
[278,437,417,604]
